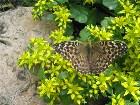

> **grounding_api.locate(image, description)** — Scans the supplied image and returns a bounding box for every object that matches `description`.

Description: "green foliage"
[18,0,140,105]
[18,38,54,70]
[20,0,36,6]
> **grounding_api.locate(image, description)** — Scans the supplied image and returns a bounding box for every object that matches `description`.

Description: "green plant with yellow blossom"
[18,0,140,105]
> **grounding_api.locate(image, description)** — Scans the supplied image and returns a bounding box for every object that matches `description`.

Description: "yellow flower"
[84,0,95,5]
[111,17,127,29]
[86,25,112,40]
[53,6,71,29]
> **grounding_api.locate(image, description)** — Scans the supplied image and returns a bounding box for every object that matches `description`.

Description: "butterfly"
[54,40,127,74]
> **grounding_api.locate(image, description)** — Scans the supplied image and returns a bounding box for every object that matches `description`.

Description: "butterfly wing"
[54,41,90,73]
[90,40,127,74]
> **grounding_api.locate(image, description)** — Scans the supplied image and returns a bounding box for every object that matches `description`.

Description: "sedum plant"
[18,0,140,105]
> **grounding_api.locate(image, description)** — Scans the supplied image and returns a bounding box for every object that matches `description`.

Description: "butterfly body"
[54,41,127,74]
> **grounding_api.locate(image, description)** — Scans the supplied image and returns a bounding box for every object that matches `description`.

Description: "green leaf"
[38,68,46,80]
[58,71,69,79]
[77,100,81,105]
[138,54,140,59]
[71,94,75,100]
[104,65,114,76]
[101,17,113,27]
[113,27,125,40]
[112,82,124,95]
[65,23,74,36]
[60,93,72,105]
[70,5,88,23]
[28,63,32,70]
[107,85,113,95]
[42,13,55,21]
[68,89,73,94]
[56,0,68,3]
[125,100,139,105]
[79,28,91,41]
[87,8,107,25]
[86,8,96,25]
[103,0,118,10]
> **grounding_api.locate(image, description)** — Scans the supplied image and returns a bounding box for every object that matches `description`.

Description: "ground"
[0,7,56,105]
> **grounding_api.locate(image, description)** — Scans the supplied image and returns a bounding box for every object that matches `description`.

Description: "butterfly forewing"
[54,41,90,73]
[54,40,127,74]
